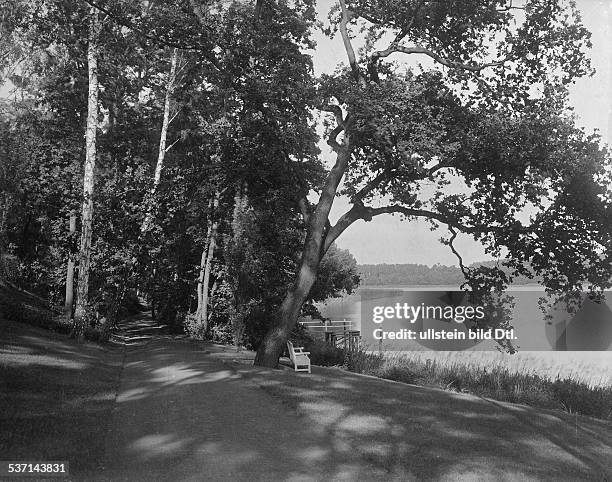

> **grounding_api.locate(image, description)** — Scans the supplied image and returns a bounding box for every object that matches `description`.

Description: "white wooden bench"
[287,341,311,373]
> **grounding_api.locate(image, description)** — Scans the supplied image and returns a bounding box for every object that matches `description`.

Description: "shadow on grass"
[0,318,124,477]
[3,315,611,481]
[223,356,612,480]
[101,337,612,481]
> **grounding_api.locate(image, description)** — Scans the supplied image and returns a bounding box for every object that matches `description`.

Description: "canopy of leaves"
[318,0,612,297]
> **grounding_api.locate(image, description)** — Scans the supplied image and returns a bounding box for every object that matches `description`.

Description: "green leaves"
[317,0,612,296]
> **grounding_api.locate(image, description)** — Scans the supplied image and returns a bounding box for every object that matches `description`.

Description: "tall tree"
[73,6,101,338]
[141,47,180,233]
[63,211,76,317]
[254,0,612,366]
[194,192,219,336]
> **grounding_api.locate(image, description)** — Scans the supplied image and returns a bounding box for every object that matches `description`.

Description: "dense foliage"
[0,0,357,346]
[1,0,611,363]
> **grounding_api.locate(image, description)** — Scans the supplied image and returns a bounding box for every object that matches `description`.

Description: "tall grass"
[335,348,612,421]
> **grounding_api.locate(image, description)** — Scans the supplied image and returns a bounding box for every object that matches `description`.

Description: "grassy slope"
[218,352,612,480]
[0,318,124,477]
[0,281,66,331]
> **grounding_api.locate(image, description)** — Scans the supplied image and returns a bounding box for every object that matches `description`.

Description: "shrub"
[285,324,346,366]
[304,339,346,366]
[0,287,113,343]
[184,312,206,340]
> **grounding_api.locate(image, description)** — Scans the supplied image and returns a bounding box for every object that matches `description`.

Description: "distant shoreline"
[358,283,543,290]
[357,262,540,286]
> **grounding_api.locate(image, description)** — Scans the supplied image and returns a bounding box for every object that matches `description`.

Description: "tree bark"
[229,186,249,348]
[254,146,352,367]
[254,245,321,367]
[73,7,100,339]
[64,212,76,318]
[199,221,217,331]
[0,193,9,281]
[141,47,178,233]
[195,194,219,334]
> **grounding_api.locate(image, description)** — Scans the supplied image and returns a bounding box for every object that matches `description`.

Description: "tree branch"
[371,44,512,73]
[298,197,312,223]
[322,104,348,152]
[324,201,529,254]
[448,227,469,279]
[322,104,345,128]
[168,108,181,126]
[338,0,365,85]
[324,202,368,253]
[164,137,181,153]
[327,123,346,152]
[367,0,426,81]
[366,205,489,232]
[82,0,222,71]
[427,161,452,177]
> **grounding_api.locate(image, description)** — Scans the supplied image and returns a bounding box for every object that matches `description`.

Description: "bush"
[304,339,346,366]
[287,324,346,366]
[184,312,206,340]
[73,302,113,342]
[0,286,113,343]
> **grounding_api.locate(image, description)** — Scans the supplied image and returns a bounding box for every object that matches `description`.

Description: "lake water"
[316,285,612,352]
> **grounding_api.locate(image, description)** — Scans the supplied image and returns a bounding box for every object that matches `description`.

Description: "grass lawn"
[0,318,124,477]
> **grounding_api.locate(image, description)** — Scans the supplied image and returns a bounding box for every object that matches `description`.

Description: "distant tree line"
[358,261,540,287]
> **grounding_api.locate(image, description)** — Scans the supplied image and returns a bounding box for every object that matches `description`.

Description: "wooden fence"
[299,319,361,352]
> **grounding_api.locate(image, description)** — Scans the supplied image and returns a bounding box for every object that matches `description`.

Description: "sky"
[311,0,612,266]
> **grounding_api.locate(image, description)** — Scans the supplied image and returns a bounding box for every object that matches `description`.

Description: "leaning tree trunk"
[73,7,100,339]
[254,232,322,367]
[254,144,352,367]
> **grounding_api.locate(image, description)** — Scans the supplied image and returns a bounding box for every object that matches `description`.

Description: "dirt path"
[97,315,386,481]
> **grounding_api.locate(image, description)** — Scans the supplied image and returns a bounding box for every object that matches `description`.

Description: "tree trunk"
[196,248,207,318]
[141,48,178,233]
[73,8,100,339]
[0,193,9,281]
[254,239,321,367]
[199,220,217,331]
[195,194,219,335]
[228,186,250,348]
[64,212,76,318]
[254,146,351,367]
